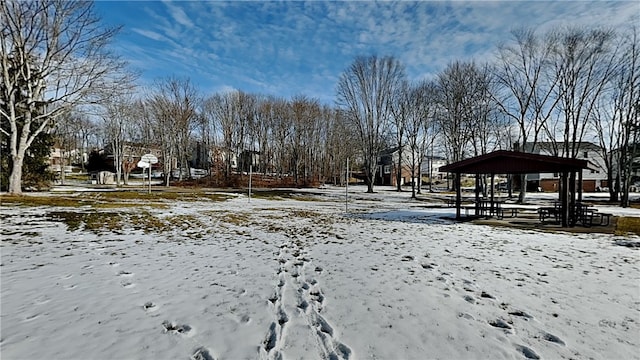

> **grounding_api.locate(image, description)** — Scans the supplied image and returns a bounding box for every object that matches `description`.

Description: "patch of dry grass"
[47,211,124,233]
[0,191,231,210]
[222,212,250,225]
[1,195,89,207]
[615,217,640,236]
[289,210,318,218]
[128,213,173,234]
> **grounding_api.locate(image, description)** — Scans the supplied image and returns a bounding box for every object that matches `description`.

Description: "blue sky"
[95,1,638,104]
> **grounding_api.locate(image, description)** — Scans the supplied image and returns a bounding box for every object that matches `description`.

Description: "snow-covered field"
[1,186,639,360]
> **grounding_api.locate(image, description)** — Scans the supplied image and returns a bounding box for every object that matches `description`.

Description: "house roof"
[439,150,589,174]
[521,141,603,154]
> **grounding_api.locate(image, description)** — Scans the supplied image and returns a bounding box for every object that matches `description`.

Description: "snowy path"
[1,189,639,359]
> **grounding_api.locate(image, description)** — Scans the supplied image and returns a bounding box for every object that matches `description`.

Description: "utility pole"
[345,158,349,213]
[248,164,252,203]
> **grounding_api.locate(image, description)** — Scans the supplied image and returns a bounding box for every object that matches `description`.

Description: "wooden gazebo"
[440,150,590,227]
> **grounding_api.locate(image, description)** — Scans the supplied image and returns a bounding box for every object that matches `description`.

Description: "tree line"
[2,1,638,206]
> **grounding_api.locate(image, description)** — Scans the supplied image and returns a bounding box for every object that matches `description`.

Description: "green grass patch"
[615,217,640,236]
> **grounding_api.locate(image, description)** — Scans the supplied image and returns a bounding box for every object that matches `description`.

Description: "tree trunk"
[482,174,488,198]
[608,171,618,202]
[396,150,402,192]
[9,154,25,194]
[411,168,416,199]
[615,173,621,203]
[417,163,422,194]
[366,170,374,193]
[60,151,67,185]
[518,174,528,204]
[621,176,630,208]
[367,182,374,193]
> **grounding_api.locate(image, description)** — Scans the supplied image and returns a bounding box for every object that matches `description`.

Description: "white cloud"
[162,0,194,29]
[131,28,164,42]
[104,0,639,102]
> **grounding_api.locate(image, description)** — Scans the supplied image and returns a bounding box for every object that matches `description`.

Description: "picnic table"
[463,199,505,219]
[538,201,612,227]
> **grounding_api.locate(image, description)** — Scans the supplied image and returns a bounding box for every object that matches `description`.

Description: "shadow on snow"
[347,209,457,225]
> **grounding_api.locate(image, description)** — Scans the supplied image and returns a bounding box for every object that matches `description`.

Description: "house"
[201,145,238,172]
[522,142,608,192]
[375,147,414,186]
[102,142,168,173]
[421,156,448,182]
[48,142,87,174]
[375,148,451,187]
[238,150,259,173]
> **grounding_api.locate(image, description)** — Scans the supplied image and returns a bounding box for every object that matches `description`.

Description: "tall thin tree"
[336,55,406,193]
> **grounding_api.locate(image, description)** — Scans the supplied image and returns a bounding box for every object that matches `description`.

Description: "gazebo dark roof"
[439,150,589,174]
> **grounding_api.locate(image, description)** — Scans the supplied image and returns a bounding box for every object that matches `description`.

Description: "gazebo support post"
[475,173,481,216]
[569,171,578,226]
[560,172,569,227]
[578,170,583,202]
[569,171,577,226]
[455,173,462,220]
[490,173,495,216]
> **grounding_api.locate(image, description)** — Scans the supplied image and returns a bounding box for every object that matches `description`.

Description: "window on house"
[553,173,558,177]
[383,165,391,174]
[583,151,589,158]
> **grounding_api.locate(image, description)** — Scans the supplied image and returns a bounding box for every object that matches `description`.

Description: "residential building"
[375,147,412,186]
[375,148,447,186]
[48,146,86,174]
[102,142,168,172]
[421,156,448,182]
[522,142,608,192]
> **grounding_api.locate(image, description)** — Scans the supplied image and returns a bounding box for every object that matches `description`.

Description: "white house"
[523,142,608,192]
[421,156,448,182]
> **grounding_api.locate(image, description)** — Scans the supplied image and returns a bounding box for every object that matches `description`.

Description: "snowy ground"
[1,186,639,360]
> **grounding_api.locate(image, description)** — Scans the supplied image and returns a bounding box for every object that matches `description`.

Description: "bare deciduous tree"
[391,80,409,192]
[547,27,617,158]
[102,94,143,186]
[494,28,562,202]
[336,55,406,193]
[147,77,198,185]
[403,80,438,198]
[593,25,640,205]
[1,0,132,194]
[289,95,322,186]
[436,61,474,165]
[53,110,93,184]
